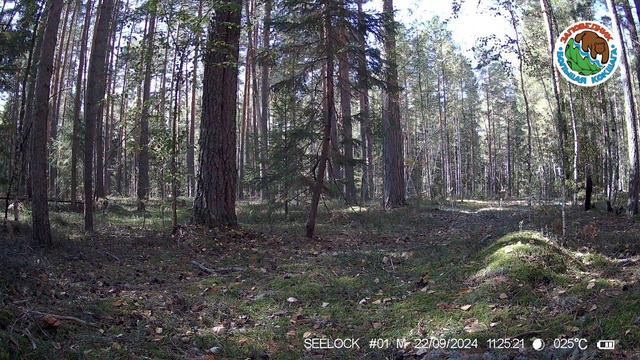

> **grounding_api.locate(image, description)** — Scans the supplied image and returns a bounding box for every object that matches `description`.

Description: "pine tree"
[30,0,64,245]
[83,0,114,231]
[193,0,242,227]
[382,0,405,207]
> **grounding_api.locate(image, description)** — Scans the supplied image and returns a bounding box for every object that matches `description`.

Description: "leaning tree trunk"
[83,0,114,231]
[540,0,567,235]
[382,0,405,208]
[608,0,640,214]
[192,0,242,227]
[137,5,156,210]
[30,0,64,245]
[306,1,335,238]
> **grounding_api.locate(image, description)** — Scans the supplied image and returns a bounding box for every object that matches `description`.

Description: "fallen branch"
[191,260,216,274]
[190,260,246,275]
[31,311,98,327]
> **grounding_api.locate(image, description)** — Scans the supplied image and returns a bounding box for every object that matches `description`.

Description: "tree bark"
[192,0,241,227]
[84,0,114,231]
[382,0,405,208]
[30,0,63,245]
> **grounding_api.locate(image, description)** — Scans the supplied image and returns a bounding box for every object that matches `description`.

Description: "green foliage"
[565,38,603,76]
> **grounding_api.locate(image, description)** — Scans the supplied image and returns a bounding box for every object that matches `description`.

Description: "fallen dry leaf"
[42,315,60,328]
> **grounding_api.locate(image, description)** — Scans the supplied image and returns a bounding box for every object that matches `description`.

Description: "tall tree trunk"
[84,0,114,231]
[104,3,122,196]
[238,0,252,200]
[23,6,48,200]
[508,4,533,205]
[602,89,614,211]
[238,16,250,200]
[484,73,493,197]
[540,0,567,235]
[608,0,640,214]
[30,0,63,245]
[356,0,372,202]
[71,0,92,209]
[187,1,201,198]
[116,22,134,195]
[8,9,41,216]
[193,0,241,227]
[259,0,272,200]
[47,1,72,198]
[137,4,156,209]
[249,0,260,194]
[306,1,335,238]
[338,2,355,204]
[382,0,405,208]
[95,4,119,200]
[171,53,184,231]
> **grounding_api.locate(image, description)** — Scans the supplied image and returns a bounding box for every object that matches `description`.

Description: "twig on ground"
[23,328,37,349]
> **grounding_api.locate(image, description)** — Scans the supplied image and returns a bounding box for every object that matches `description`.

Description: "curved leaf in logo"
[565,39,603,76]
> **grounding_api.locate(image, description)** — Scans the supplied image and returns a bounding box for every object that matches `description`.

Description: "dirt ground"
[0,199,639,359]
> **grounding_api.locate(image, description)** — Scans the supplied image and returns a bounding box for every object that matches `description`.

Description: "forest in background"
[2,0,640,239]
[1,0,640,358]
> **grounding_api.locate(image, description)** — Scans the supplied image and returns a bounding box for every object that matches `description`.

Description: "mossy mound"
[472,231,573,286]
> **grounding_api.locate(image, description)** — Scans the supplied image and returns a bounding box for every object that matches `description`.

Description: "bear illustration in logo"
[575,30,609,64]
[564,30,609,76]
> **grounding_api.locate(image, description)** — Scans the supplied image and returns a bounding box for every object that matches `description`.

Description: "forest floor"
[0,198,639,359]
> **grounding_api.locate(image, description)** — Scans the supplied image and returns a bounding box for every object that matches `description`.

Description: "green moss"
[473,232,571,286]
